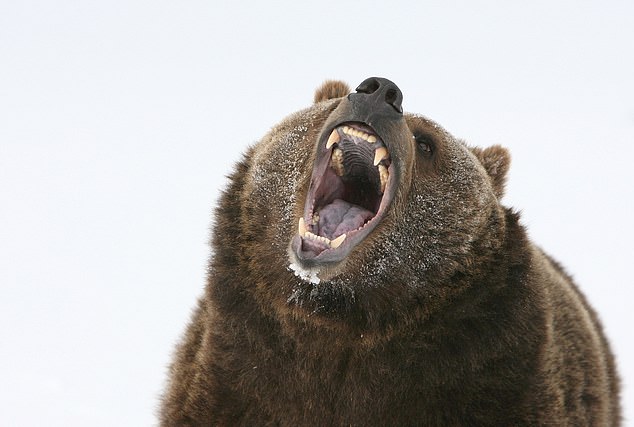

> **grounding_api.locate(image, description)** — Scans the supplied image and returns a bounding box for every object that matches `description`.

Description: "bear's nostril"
[385,88,402,114]
[385,89,397,104]
[355,78,380,95]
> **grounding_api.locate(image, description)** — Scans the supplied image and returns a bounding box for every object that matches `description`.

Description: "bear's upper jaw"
[291,121,395,267]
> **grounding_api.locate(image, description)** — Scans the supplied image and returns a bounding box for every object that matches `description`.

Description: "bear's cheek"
[396,161,495,260]
[241,129,314,263]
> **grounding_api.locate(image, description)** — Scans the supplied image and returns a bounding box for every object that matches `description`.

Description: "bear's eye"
[415,134,434,157]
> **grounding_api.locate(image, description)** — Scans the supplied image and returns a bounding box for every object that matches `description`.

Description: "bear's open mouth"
[293,122,395,264]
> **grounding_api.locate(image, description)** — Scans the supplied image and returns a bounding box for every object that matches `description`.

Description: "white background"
[1,1,632,425]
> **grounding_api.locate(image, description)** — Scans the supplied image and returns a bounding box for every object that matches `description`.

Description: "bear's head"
[231,77,511,335]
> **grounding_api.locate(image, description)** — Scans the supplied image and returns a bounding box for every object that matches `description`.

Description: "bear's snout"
[348,77,404,120]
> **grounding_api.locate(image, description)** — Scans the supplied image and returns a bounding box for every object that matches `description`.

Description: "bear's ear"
[314,80,350,103]
[471,145,511,199]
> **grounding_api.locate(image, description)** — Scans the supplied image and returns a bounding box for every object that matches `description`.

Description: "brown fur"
[160,80,620,426]
[470,145,511,199]
[313,80,350,103]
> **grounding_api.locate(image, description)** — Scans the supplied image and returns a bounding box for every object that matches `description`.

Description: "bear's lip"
[291,121,395,266]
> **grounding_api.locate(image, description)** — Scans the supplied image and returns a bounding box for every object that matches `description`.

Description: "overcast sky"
[1,1,632,425]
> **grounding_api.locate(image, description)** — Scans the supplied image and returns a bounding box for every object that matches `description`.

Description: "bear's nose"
[350,77,403,116]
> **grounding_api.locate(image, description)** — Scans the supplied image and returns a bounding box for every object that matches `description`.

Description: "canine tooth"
[367,135,377,143]
[326,129,340,149]
[379,164,389,193]
[330,234,347,248]
[298,217,307,237]
[331,148,345,176]
[374,147,388,166]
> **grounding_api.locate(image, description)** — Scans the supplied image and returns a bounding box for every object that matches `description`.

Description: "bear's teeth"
[373,147,388,166]
[299,219,345,248]
[326,129,340,149]
[331,148,345,176]
[298,217,307,237]
[341,126,376,143]
[330,234,347,249]
[305,231,330,245]
[379,164,388,194]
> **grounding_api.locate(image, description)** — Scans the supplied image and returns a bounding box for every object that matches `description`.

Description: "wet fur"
[160,81,620,426]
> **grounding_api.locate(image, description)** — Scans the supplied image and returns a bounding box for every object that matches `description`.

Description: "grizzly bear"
[160,78,620,426]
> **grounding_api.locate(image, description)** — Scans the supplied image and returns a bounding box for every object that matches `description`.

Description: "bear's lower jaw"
[290,122,396,268]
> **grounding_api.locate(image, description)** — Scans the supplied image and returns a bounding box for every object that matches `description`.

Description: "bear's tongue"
[315,199,374,240]
[301,199,374,254]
